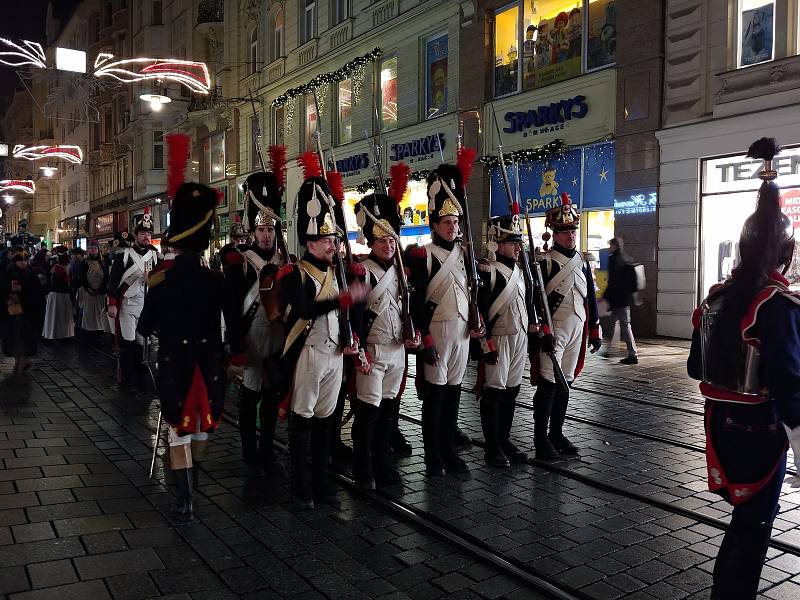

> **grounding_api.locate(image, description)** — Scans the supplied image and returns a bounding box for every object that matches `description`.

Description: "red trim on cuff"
[229,353,246,367]
[422,334,435,348]
[541,324,552,335]
[589,327,600,339]
[487,338,497,352]
[108,297,117,306]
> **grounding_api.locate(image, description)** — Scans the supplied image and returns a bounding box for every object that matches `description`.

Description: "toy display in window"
[588,0,617,69]
[523,24,537,88]
[535,21,551,69]
[566,7,582,60]
[550,12,569,64]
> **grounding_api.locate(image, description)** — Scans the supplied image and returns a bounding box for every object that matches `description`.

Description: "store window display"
[738,0,774,67]
[304,92,318,151]
[380,57,398,131]
[338,79,352,145]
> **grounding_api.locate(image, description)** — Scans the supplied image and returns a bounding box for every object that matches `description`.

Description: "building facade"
[656,0,800,337]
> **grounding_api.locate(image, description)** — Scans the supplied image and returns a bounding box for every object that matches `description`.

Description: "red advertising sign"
[94,213,114,236]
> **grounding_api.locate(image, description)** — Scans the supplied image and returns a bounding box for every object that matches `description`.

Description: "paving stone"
[764,580,800,600]
[104,573,160,600]
[9,579,111,600]
[15,475,83,493]
[73,548,165,579]
[27,559,78,588]
[0,537,85,568]
[52,513,132,537]
[11,522,55,544]
[0,565,30,594]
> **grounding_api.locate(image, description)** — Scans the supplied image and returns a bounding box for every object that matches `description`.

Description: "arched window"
[249,27,258,74]
[272,8,285,60]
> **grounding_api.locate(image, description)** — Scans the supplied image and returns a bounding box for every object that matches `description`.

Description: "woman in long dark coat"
[0,246,46,373]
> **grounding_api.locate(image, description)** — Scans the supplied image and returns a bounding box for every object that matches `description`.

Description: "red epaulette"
[276,263,295,281]
[222,250,243,266]
[348,262,366,277]
[408,246,426,259]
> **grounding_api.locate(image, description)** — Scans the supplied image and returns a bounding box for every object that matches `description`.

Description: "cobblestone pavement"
[0,336,798,599]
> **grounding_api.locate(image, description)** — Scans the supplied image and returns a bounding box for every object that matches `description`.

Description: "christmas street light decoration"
[93,54,211,95]
[13,145,83,164]
[0,180,35,194]
[0,38,46,69]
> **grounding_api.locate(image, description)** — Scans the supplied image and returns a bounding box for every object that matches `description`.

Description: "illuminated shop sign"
[330,153,370,176]
[503,95,589,135]
[390,133,445,162]
[614,191,657,215]
[703,146,800,193]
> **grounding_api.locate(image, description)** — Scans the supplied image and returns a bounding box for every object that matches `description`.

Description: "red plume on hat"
[456,147,477,187]
[297,151,322,179]
[165,133,191,203]
[326,170,344,204]
[268,145,287,190]
[389,162,410,205]
[561,192,571,205]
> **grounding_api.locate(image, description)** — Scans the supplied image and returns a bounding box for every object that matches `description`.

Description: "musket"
[489,106,569,392]
[247,89,290,265]
[363,128,416,342]
[141,260,163,479]
[311,88,357,354]
[456,123,484,335]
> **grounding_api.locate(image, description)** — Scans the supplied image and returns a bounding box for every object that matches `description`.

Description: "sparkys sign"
[489,142,614,217]
[503,95,589,138]
[390,133,445,163]
[329,153,370,177]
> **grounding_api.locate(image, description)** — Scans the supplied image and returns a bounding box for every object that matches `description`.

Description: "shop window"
[425,33,448,119]
[305,93,318,152]
[738,0,774,67]
[494,3,519,97]
[209,132,225,182]
[587,0,617,70]
[380,57,398,131]
[272,8,284,60]
[338,79,352,145]
[152,130,163,170]
[522,0,582,90]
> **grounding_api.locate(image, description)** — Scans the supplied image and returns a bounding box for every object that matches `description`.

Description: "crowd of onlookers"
[0,222,123,374]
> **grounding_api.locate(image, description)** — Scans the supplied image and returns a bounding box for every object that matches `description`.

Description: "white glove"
[783,424,800,488]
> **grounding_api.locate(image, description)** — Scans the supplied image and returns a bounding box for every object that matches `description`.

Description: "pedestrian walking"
[601,237,639,364]
[75,241,110,334]
[688,138,800,600]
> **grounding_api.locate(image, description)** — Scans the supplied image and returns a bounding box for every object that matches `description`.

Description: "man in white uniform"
[279,157,366,508]
[107,210,159,389]
[533,195,601,459]
[408,160,483,477]
[351,179,420,489]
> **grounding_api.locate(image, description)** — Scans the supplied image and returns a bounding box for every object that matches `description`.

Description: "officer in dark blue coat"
[688,138,800,600]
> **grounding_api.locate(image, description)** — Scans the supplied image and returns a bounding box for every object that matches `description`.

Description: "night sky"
[0,0,81,117]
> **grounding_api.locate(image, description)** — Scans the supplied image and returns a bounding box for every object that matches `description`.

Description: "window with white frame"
[332,0,350,26]
[152,130,164,170]
[337,79,352,145]
[302,0,316,43]
[272,8,285,60]
[273,105,285,146]
[305,93,318,151]
[249,27,259,74]
[424,33,448,119]
[738,0,775,67]
[379,57,398,131]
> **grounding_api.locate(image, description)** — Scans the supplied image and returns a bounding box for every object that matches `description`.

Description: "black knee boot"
[422,383,446,476]
[374,398,402,486]
[533,380,559,459]
[238,386,260,468]
[389,396,412,455]
[548,386,578,455]
[134,343,147,391]
[288,413,313,509]
[259,387,280,469]
[480,387,509,468]
[440,385,468,473]
[170,468,194,524]
[311,414,337,504]
[711,519,774,599]
[500,386,528,462]
[352,400,379,489]
[330,384,352,463]
[120,341,137,389]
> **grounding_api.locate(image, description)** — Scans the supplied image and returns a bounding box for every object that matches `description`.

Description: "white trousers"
[485,329,527,390]
[119,303,144,343]
[538,312,584,383]
[355,342,405,406]
[424,318,469,386]
[290,341,343,418]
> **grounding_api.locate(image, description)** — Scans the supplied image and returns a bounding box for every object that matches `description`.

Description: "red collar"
[768,271,790,286]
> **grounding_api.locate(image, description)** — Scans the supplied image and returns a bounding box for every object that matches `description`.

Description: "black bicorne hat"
[163,182,217,252]
[244,171,282,231]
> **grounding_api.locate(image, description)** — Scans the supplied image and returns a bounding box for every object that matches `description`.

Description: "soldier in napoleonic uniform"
[277,153,367,508]
[223,155,288,473]
[350,168,420,489]
[532,194,601,459]
[407,154,484,477]
[10,220,41,255]
[107,210,160,389]
[688,138,800,600]
[477,215,532,468]
[138,179,232,525]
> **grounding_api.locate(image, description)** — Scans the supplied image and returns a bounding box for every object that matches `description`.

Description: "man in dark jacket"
[602,237,638,364]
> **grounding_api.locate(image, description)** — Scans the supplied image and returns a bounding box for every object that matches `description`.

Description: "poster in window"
[740,3,773,66]
[215,185,227,209]
[587,0,617,70]
[305,94,317,151]
[210,132,225,182]
[494,5,519,97]
[381,58,398,130]
[426,34,448,119]
[527,8,582,90]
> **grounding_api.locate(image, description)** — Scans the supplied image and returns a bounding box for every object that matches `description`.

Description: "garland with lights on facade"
[478,139,567,168]
[355,169,430,195]
[271,48,383,108]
